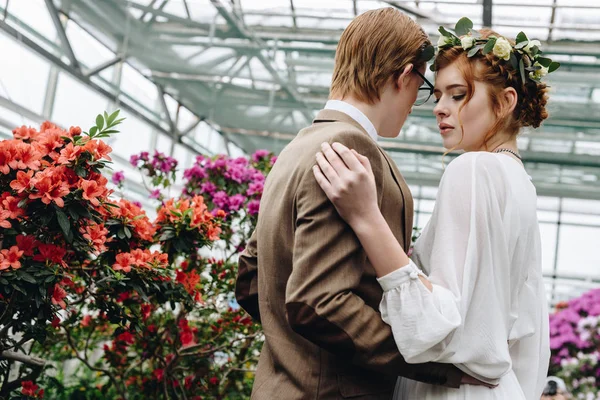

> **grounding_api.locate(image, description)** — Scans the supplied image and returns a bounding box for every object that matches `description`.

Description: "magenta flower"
[212,191,229,210]
[247,199,260,215]
[252,150,270,163]
[111,171,125,186]
[228,194,246,211]
[247,182,264,196]
[150,189,161,199]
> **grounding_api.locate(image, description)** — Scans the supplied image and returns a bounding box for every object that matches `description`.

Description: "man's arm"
[235,229,260,323]
[285,131,462,388]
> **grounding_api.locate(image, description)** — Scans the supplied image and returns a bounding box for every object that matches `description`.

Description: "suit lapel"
[377,148,414,251]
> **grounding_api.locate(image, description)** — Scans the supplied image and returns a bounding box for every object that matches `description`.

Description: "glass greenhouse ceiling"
[1,0,600,200]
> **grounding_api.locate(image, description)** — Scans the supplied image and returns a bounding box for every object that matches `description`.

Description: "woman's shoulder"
[444,152,507,182]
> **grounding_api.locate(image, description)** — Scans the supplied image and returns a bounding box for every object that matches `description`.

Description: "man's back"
[236,110,462,399]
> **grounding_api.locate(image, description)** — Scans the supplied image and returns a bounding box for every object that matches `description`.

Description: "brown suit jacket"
[236,110,462,399]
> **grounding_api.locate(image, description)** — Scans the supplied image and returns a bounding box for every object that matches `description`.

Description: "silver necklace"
[493,148,522,161]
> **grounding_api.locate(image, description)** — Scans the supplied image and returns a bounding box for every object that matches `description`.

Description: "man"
[236,8,465,399]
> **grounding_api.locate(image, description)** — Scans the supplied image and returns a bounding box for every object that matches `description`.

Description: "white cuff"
[376,259,425,292]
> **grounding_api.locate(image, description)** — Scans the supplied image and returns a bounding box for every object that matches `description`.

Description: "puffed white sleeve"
[377,153,515,385]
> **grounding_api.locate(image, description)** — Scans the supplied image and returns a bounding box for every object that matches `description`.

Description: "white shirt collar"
[324,100,378,142]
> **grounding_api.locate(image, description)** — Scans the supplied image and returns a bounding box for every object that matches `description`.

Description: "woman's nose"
[433,100,447,118]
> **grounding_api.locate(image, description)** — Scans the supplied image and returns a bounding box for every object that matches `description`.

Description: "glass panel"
[52,72,108,129]
[107,113,154,161]
[120,63,158,107]
[539,222,558,273]
[556,225,600,277]
[66,20,115,68]
[0,34,50,115]
[5,0,57,42]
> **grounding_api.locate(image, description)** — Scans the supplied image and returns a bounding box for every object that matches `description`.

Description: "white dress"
[377,152,550,400]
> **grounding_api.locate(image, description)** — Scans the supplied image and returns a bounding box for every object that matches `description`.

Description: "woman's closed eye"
[433,93,466,104]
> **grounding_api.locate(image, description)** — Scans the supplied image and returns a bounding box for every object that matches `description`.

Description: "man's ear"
[396,63,414,90]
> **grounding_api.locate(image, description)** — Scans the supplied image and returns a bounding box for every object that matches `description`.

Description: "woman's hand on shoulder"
[313,142,379,228]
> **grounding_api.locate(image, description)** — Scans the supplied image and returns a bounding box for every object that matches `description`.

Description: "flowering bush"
[0,112,274,399]
[549,289,600,398]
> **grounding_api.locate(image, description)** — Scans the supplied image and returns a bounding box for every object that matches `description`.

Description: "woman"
[313,25,552,400]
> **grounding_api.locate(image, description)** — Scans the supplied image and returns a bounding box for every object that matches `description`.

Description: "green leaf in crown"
[433,17,560,84]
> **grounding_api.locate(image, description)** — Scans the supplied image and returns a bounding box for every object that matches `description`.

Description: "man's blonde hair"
[330,8,430,104]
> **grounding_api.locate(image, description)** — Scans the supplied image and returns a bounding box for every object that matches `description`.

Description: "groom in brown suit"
[236,8,466,399]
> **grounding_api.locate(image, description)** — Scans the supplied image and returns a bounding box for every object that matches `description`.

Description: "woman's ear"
[502,86,518,114]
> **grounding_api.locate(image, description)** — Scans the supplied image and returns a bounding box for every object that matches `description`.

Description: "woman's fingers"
[312,165,333,195]
[351,149,373,174]
[331,142,364,172]
[320,142,350,175]
[315,151,339,184]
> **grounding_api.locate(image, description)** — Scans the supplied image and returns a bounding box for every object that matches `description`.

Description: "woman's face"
[433,62,497,151]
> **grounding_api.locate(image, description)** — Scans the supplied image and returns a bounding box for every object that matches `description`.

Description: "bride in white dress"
[313,25,552,400]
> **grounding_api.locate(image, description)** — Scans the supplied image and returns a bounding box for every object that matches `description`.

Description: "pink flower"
[111,171,125,185]
[212,191,229,210]
[252,149,270,163]
[228,194,246,211]
[247,182,264,196]
[149,189,161,199]
[248,199,260,215]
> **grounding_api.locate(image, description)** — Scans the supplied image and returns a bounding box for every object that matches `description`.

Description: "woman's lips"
[439,123,454,135]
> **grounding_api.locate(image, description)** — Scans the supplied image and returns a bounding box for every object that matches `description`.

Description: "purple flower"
[247,182,264,196]
[111,171,125,185]
[132,201,142,208]
[150,189,161,199]
[228,194,246,211]
[183,165,207,181]
[252,149,270,163]
[270,156,278,165]
[140,151,149,161]
[212,191,229,210]
[225,166,245,184]
[247,199,260,215]
[130,154,141,166]
[200,182,217,195]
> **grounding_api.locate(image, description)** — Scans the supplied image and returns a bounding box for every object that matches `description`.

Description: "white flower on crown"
[437,35,453,47]
[524,39,542,54]
[529,61,549,80]
[461,35,475,50]
[492,37,512,61]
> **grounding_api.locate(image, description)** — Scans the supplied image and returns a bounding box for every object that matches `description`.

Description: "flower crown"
[433,17,560,84]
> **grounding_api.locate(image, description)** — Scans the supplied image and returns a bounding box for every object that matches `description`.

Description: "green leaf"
[515,41,528,50]
[482,38,497,55]
[117,229,126,240]
[467,44,483,57]
[536,57,552,68]
[509,52,519,70]
[438,26,457,39]
[89,126,98,137]
[56,209,71,239]
[75,166,87,178]
[516,31,528,44]
[454,17,473,37]
[124,226,132,239]
[548,62,560,73]
[519,58,527,84]
[0,278,9,285]
[107,110,121,126]
[530,46,539,56]
[469,29,481,38]
[18,198,28,208]
[96,114,104,131]
[17,270,37,284]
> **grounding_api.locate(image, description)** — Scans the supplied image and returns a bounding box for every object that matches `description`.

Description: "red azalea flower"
[51,285,67,309]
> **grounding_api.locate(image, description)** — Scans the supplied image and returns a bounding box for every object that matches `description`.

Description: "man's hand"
[461,373,498,389]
